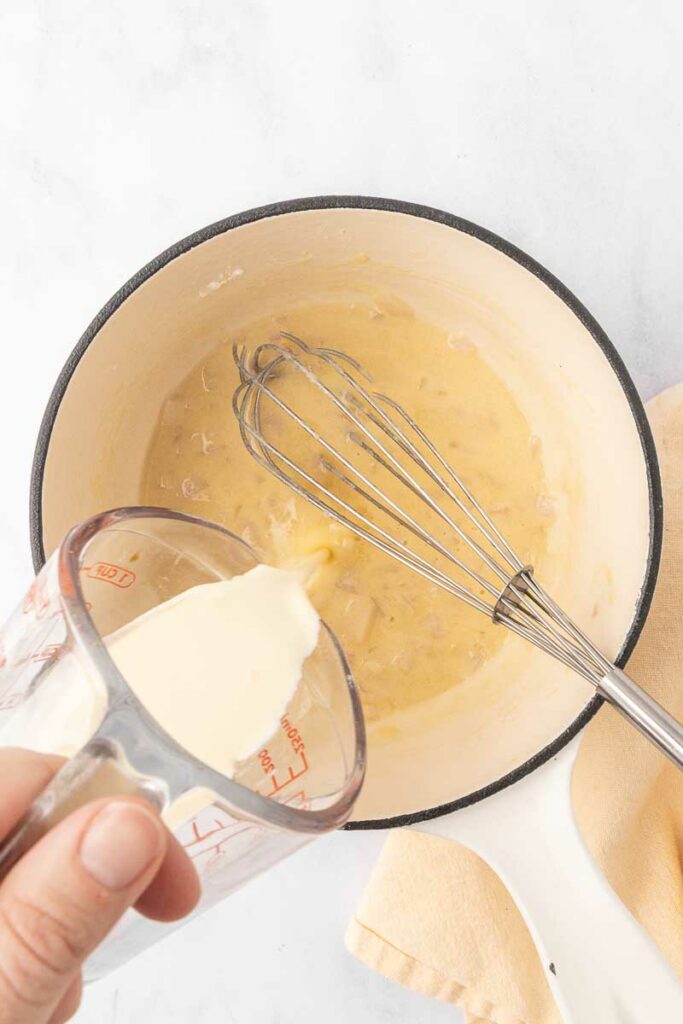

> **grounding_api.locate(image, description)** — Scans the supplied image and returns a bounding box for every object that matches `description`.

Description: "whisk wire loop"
[232,335,650,688]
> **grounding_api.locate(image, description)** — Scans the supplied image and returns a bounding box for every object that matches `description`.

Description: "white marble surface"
[0,2,682,1021]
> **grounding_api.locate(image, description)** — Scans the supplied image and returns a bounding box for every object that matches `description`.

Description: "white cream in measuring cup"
[0,565,320,778]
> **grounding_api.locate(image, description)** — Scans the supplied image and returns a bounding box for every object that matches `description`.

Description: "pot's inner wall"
[41,208,651,819]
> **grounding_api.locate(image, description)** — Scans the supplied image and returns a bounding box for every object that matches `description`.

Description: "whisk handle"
[599,667,683,769]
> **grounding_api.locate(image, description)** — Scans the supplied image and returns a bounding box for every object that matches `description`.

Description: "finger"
[47,975,82,1024]
[0,750,63,840]
[134,831,200,922]
[0,797,167,1024]
[0,747,199,920]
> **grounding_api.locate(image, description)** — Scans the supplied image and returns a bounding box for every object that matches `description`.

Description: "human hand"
[0,749,200,1024]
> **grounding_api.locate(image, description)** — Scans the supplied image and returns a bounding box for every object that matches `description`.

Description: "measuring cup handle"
[0,739,167,883]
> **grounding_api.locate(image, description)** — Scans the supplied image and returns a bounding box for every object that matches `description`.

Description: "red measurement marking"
[189,824,252,862]
[260,715,310,797]
[180,811,255,862]
[7,641,67,670]
[30,642,64,663]
[22,576,52,619]
[185,818,226,849]
[281,715,306,753]
[82,563,136,589]
[282,789,310,810]
[258,749,276,774]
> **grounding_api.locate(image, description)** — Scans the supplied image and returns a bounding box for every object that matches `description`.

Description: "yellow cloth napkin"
[347,383,683,1024]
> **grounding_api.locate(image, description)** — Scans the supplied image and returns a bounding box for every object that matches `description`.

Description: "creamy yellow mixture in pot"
[143,301,550,724]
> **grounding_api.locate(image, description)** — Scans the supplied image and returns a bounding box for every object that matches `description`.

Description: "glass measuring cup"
[0,508,366,979]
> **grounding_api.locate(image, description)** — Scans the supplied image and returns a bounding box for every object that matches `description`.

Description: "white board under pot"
[31,198,681,1019]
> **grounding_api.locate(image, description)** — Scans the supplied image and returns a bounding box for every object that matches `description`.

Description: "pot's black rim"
[29,194,663,831]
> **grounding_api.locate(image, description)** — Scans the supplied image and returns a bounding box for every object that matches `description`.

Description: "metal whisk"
[233,333,683,769]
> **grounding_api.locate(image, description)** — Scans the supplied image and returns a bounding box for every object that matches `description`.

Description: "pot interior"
[38,206,653,821]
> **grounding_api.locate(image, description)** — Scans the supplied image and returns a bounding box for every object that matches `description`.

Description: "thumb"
[0,798,167,1024]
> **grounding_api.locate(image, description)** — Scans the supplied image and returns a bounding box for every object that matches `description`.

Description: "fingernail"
[80,803,165,890]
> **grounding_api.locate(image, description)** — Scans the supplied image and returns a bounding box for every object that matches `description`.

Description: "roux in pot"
[142,301,550,725]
